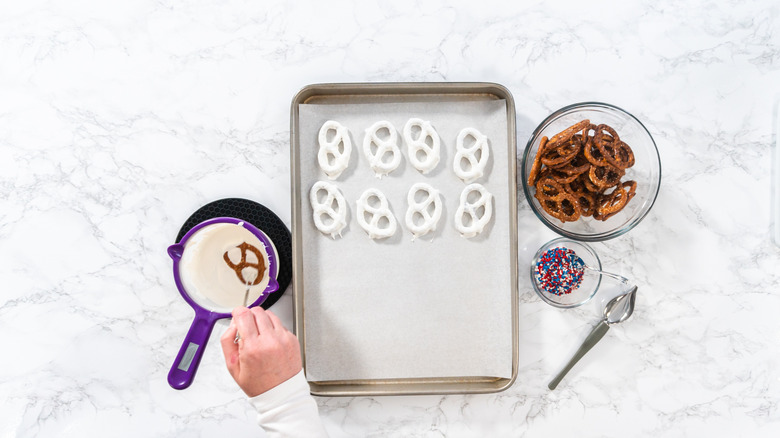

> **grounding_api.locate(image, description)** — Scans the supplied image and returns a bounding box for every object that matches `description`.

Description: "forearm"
[248,370,328,438]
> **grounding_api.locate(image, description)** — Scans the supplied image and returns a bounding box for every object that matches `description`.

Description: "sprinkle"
[534,247,585,296]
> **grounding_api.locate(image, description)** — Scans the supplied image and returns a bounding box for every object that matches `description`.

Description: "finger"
[265,310,286,332]
[232,306,250,318]
[220,321,240,372]
[250,307,275,333]
[235,308,260,339]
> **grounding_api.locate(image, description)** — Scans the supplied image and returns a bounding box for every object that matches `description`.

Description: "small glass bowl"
[531,237,602,308]
[521,102,662,241]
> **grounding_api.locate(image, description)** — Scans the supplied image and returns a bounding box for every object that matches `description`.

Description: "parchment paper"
[299,98,513,381]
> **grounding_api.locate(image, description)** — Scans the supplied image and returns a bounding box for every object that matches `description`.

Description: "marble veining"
[1,0,779,437]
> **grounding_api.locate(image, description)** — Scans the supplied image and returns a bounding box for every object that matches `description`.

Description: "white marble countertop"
[2,1,779,437]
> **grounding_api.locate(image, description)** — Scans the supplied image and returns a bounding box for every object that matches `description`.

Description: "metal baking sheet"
[290,83,518,396]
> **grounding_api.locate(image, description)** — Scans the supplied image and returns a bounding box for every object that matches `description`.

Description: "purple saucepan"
[166,217,279,390]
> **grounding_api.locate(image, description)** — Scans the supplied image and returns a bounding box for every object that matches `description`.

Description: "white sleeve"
[248,370,328,438]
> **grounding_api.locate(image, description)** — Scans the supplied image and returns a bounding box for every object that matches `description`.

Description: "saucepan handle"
[168,312,219,390]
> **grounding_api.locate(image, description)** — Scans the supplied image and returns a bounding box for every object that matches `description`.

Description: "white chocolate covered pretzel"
[318,120,352,180]
[405,183,442,240]
[455,183,493,238]
[453,127,490,183]
[403,118,441,174]
[309,181,348,239]
[356,188,397,239]
[363,121,401,178]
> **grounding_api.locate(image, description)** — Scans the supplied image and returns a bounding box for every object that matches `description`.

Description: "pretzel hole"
[245,250,259,264]
[578,195,593,210]
[475,205,486,217]
[412,211,426,226]
[466,190,482,203]
[377,216,390,229]
[462,135,476,148]
[326,152,340,167]
[560,199,576,216]
[459,156,472,171]
[325,128,337,143]
[414,190,429,203]
[241,267,259,284]
[424,135,433,148]
[426,202,437,216]
[367,195,381,208]
[543,200,561,213]
[379,149,395,164]
[319,213,335,226]
[460,212,473,227]
[375,127,392,141]
[225,247,242,265]
[416,149,429,162]
[409,125,422,140]
[314,189,329,204]
[369,141,379,155]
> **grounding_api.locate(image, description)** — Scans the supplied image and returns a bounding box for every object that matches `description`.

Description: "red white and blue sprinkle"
[535,247,585,296]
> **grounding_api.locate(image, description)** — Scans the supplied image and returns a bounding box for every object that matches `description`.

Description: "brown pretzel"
[575,191,597,217]
[540,167,580,185]
[551,152,590,176]
[535,190,581,222]
[526,119,638,223]
[547,119,590,149]
[535,174,566,200]
[223,242,266,285]
[527,136,548,187]
[564,175,588,196]
[593,180,637,221]
[594,124,619,146]
[604,140,635,169]
[588,164,624,190]
[583,137,610,167]
[541,136,581,167]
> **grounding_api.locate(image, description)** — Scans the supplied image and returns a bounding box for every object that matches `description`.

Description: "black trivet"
[175,198,291,310]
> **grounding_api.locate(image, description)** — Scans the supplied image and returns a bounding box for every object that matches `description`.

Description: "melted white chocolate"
[405,183,442,240]
[403,118,441,174]
[455,183,493,238]
[179,223,271,311]
[318,120,352,180]
[363,121,401,178]
[356,188,397,239]
[309,181,348,239]
[454,127,490,183]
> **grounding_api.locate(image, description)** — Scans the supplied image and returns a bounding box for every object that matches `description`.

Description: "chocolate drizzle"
[223,242,265,285]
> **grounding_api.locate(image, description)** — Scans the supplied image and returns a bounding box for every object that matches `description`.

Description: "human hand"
[220,306,302,397]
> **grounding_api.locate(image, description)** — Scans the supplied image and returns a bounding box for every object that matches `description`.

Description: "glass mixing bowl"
[521,102,661,241]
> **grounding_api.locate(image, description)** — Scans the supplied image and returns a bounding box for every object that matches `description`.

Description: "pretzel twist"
[318,120,352,180]
[309,181,348,239]
[453,127,490,183]
[356,188,397,239]
[455,183,493,238]
[405,183,442,240]
[403,118,441,174]
[363,121,401,178]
